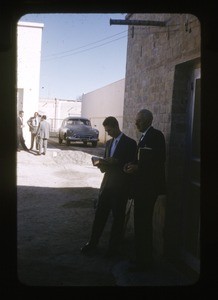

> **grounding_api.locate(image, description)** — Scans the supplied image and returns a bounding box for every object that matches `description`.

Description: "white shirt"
[139,126,151,142]
[110,132,123,157]
[33,117,39,126]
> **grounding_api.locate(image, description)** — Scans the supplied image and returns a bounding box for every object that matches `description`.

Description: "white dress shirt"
[110,132,123,157]
[139,126,151,142]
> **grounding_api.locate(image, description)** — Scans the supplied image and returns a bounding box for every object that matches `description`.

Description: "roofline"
[17,21,44,29]
[125,14,133,20]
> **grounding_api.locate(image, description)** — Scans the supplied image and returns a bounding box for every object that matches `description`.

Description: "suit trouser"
[30,131,39,150]
[38,138,48,154]
[134,190,157,264]
[17,133,28,150]
[89,189,128,251]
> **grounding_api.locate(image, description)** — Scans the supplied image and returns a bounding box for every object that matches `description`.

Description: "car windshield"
[66,119,91,126]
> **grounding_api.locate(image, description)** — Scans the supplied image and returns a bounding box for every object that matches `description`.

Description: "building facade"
[38,98,81,134]
[81,78,125,143]
[17,21,44,147]
[122,13,200,275]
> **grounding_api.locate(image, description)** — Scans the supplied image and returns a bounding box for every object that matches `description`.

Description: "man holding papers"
[81,116,137,258]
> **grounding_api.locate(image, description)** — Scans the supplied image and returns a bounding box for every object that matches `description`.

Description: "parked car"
[58,117,99,147]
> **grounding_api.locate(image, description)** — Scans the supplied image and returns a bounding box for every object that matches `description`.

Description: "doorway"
[166,59,200,276]
[181,68,200,272]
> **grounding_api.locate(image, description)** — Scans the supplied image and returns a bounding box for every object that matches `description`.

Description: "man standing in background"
[36,115,50,156]
[17,110,29,152]
[27,112,40,150]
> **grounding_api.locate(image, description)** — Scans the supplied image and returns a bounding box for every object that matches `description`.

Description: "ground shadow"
[17,185,122,286]
[17,185,196,287]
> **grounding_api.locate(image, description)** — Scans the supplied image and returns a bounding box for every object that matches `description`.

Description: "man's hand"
[123,163,138,174]
[103,157,119,165]
[96,157,119,173]
[97,165,108,173]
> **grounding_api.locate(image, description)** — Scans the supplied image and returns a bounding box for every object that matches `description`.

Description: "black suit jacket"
[135,126,166,195]
[17,117,23,135]
[100,133,137,194]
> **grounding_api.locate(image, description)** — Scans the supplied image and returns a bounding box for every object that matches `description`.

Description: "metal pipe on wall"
[110,19,166,27]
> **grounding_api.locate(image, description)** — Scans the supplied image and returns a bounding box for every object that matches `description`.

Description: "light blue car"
[58,117,99,147]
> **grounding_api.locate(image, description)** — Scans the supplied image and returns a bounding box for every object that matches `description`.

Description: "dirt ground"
[16,138,193,287]
[17,140,134,287]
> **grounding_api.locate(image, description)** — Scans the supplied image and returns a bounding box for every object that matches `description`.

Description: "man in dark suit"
[17,110,29,152]
[124,109,166,271]
[81,116,137,257]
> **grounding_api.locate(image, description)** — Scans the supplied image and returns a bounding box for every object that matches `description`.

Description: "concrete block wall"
[123,13,201,260]
[123,13,200,146]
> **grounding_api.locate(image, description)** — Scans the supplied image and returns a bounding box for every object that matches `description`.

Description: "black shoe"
[80,243,97,254]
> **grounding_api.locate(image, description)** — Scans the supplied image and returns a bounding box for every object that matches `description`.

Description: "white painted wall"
[17,21,44,148]
[38,98,81,132]
[81,79,125,143]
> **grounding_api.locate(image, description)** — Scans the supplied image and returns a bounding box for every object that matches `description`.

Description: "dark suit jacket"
[100,133,137,195]
[135,126,166,195]
[17,117,23,135]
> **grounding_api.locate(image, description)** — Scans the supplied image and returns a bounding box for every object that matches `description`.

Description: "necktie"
[110,139,118,157]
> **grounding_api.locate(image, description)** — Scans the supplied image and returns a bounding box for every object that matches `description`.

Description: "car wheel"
[92,141,97,147]
[59,135,63,144]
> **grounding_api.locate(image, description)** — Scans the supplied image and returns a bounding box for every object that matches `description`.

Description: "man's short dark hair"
[102,116,119,128]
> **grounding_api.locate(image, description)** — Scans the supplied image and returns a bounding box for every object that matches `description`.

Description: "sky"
[19,13,129,100]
